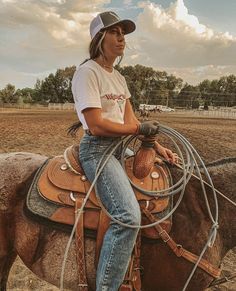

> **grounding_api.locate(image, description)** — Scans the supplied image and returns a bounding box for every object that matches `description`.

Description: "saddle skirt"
[27,144,173,240]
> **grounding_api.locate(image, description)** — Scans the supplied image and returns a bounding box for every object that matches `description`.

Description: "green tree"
[166,74,183,107]
[177,84,201,108]
[117,65,183,109]
[32,79,43,103]
[55,66,76,103]
[224,75,236,106]
[197,76,236,107]
[117,65,156,109]
[33,66,76,104]
[0,84,19,103]
[17,87,35,103]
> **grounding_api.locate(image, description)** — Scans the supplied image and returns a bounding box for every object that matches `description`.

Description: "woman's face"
[102,25,125,58]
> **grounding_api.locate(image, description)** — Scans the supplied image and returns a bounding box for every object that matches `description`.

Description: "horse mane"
[203,157,236,203]
[205,157,236,168]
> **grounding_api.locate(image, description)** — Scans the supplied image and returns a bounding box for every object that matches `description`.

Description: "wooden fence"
[0,103,75,110]
[0,104,235,119]
[173,109,236,119]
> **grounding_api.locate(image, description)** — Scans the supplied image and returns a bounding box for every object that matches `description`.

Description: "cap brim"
[102,19,136,35]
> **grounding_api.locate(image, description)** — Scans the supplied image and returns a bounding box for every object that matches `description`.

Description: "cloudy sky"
[0,0,236,89]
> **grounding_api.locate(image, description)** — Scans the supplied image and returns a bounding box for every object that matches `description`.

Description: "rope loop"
[60,124,219,291]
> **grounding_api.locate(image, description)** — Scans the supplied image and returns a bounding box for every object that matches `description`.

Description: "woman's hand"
[138,120,159,136]
[154,142,179,165]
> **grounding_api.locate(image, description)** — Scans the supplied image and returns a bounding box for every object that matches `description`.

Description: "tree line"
[0,64,235,109]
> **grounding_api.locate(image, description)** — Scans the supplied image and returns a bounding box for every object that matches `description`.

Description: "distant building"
[139,104,175,112]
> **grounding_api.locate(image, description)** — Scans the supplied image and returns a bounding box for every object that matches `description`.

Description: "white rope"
[60,124,221,290]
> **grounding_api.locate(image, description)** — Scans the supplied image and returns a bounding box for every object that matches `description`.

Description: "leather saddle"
[37,144,172,240]
[28,143,221,290]
[35,143,172,290]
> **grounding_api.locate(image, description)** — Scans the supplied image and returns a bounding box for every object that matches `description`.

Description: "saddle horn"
[133,135,157,179]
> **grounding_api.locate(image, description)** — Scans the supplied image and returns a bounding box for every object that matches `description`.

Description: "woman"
[72,11,177,291]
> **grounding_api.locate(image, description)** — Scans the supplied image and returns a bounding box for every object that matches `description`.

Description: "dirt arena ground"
[0,109,235,290]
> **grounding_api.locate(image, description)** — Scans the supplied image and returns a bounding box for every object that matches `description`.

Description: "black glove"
[138,120,159,136]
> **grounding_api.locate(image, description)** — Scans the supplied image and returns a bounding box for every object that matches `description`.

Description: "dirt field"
[0,109,235,290]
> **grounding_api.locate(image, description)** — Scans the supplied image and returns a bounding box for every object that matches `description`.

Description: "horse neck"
[203,161,236,252]
[172,160,236,255]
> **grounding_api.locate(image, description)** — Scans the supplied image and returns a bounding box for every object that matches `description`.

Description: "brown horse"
[0,152,235,291]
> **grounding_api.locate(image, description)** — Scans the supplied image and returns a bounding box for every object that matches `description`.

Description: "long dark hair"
[81,28,123,66]
[67,28,123,137]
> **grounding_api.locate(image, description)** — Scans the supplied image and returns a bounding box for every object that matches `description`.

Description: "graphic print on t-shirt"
[102,93,125,113]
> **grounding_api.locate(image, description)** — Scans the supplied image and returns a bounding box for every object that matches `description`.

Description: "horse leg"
[0,213,16,291]
[0,252,17,291]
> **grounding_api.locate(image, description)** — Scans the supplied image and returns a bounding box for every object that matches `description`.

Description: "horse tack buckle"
[159,229,170,243]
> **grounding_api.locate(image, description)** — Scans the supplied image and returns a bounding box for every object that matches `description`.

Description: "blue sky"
[0,0,235,89]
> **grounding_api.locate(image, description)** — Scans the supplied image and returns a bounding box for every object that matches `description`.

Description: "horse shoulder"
[0,152,47,211]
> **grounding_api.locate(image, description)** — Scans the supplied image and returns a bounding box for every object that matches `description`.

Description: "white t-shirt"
[72,59,131,130]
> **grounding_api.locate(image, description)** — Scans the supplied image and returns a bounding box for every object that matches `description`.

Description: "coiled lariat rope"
[60,124,219,291]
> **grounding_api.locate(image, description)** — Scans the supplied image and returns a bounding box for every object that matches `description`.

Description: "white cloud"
[0,68,56,89]
[0,0,112,88]
[133,0,236,69]
[0,1,103,87]
[0,0,236,88]
[169,0,207,35]
[123,0,132,6]
[158,65,236,85]
[0,0,107,44]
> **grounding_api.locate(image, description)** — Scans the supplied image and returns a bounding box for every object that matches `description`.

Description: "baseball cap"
[90,11,136,39]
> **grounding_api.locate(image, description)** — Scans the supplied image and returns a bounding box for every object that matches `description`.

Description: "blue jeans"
[79,134,141,291]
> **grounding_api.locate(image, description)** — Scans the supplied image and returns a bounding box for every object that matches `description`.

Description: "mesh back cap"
[90,11,136,39]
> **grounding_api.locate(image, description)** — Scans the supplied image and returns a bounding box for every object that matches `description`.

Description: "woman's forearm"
[83,101,140,137]
[89,118,138,136]
[124,99,140,125]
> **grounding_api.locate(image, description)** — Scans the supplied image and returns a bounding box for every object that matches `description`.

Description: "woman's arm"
[83,107,138,137]
[83,99,141,137]
[154,141,179,164]
[123,100,179,164]
[124,99,140,125]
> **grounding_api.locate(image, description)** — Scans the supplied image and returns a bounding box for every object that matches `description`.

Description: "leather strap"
[120,233,142,291]
[120,284,133,291]
[142,208,221,279]
[133,233,142,291]
[120,256,134,291]
[119,284,133,291]
[95,210,110,266]
[75,198,88,290]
